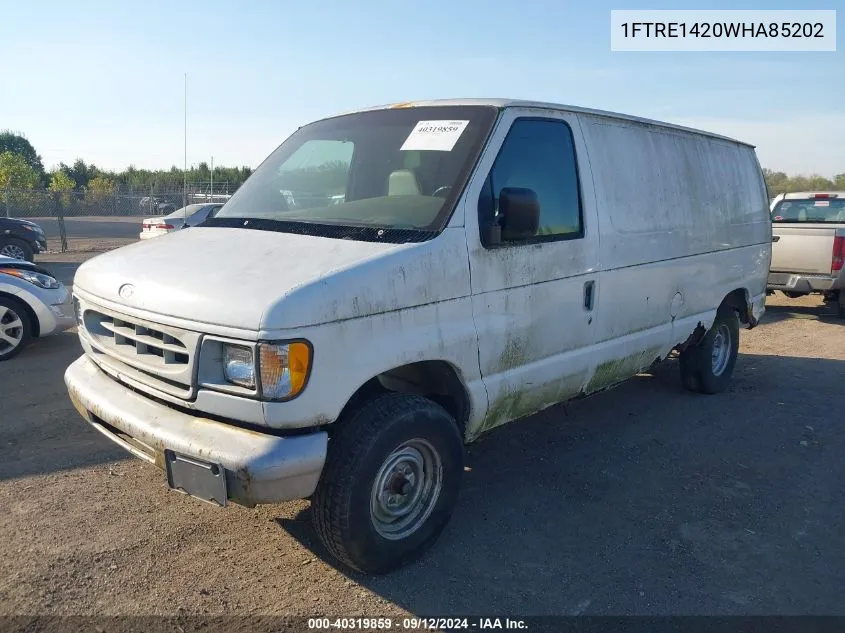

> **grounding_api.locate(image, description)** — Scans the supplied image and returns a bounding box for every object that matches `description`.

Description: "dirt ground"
[1,250,843,617]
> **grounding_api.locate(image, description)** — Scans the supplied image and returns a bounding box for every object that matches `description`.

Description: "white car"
[66,98,770,574]
[0,255,75,360]
[139,203,223,240]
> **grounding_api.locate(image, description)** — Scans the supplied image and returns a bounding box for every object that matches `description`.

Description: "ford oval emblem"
[118,284,135,300]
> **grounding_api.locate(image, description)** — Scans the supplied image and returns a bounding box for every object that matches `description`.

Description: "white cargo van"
[65,99,771,573]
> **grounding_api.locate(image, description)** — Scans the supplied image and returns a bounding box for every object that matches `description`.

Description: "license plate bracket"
[164,450,227,507]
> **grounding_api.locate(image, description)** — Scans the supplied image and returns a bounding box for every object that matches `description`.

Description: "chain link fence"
[3,183,233,220]
[2,183,234,253]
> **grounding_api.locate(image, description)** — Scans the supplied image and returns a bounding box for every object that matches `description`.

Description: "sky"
[1,0,842,176]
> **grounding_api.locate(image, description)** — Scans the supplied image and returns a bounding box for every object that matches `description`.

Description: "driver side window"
[480,118,583,246]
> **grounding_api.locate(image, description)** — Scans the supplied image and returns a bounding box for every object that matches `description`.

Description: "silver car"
[0,255,75,360]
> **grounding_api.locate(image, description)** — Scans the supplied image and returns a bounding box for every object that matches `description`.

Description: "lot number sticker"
[814,200,830,207]
[400,120,469,152]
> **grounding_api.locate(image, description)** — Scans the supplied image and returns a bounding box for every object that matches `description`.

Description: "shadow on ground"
[278,352,845,615]
[762,300,843,325]
[0,331,128,482]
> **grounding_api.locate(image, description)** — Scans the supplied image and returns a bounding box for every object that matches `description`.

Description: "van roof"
[334,98,755,148]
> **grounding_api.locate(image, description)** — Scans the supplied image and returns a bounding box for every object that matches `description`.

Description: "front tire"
[0,238,34,262]
[0,297,33,361]
[679,308,740,394]
[312,393,464,574]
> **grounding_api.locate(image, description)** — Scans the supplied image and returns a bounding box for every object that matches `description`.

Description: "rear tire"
[837,291,845,319]
[312,393,464,574]
[0,237,34,262]
[0,296,33,361]
[679,308,740,394]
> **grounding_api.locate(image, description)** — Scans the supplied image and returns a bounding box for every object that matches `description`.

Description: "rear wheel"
[0,297,33,361]
[837,291,845,319]
[0,238,34,262]
[679,308,740,394]
[312,393,464,574]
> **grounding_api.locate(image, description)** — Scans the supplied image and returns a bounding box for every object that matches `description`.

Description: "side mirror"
[499,187,540,242]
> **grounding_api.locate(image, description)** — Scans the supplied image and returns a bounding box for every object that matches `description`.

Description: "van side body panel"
[578,113,771,359]
[461,107,770,439]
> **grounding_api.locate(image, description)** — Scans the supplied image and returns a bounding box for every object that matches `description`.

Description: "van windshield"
[209,105,499,242]
[772,198,845,223]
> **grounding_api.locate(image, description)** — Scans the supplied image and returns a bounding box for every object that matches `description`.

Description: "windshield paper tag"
[400,120,470,152]
[814,200,830,206]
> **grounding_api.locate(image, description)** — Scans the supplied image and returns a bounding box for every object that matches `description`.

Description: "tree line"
[0,131,253,195]
[2,130,843,199]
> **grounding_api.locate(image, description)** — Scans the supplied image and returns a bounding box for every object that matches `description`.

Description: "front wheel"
[312,393,464,574]
[0,238,34,262]
[0,297,33,361]
[679,308,740,394]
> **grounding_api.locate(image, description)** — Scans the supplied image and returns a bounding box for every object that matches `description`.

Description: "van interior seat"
[388,169,421,196]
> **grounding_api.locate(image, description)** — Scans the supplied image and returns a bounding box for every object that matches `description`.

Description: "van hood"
[73,227,418,331]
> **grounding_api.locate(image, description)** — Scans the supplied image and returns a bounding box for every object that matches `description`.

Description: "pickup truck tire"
[312,393,464,574]
[679,308,739,395]
[0,237,34,262]
[837,292,845,319]
[0,296,33,361]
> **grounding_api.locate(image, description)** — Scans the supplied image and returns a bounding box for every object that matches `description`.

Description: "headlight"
[259,341,312,400]
[220,340,312,399]
[0,267,60,289]
[223,345,255,389]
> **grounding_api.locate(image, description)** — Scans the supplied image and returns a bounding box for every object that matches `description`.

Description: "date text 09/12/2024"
[307,617,528,630]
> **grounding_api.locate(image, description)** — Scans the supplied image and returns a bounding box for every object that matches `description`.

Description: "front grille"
[80,303,200,400]
[98,315,189,365]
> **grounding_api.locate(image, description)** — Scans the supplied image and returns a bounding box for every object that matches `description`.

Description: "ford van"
[65,99,771,573]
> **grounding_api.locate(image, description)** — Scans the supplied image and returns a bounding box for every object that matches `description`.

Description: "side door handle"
[772,235,780,242]
[584,280,595,311]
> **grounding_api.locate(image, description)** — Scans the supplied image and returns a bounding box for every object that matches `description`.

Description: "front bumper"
[767,272,840,293]
[6,282,75,337]
[65,354,328,507]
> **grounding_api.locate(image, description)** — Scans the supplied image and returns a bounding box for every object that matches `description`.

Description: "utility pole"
[183,72,188,220]
[210,155,214,203]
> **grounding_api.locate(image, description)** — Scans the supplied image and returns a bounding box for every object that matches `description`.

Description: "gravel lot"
[1,249,843,617]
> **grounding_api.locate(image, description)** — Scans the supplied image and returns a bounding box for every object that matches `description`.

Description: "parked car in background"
[0,255,74,360]
[66,98,770,574]
[139,203,224,240]
[139,196,177,215]
[0,217,48,262]
[767,191,845,318]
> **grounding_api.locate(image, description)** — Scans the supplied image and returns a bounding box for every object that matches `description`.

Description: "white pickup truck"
[768,191,845,318]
